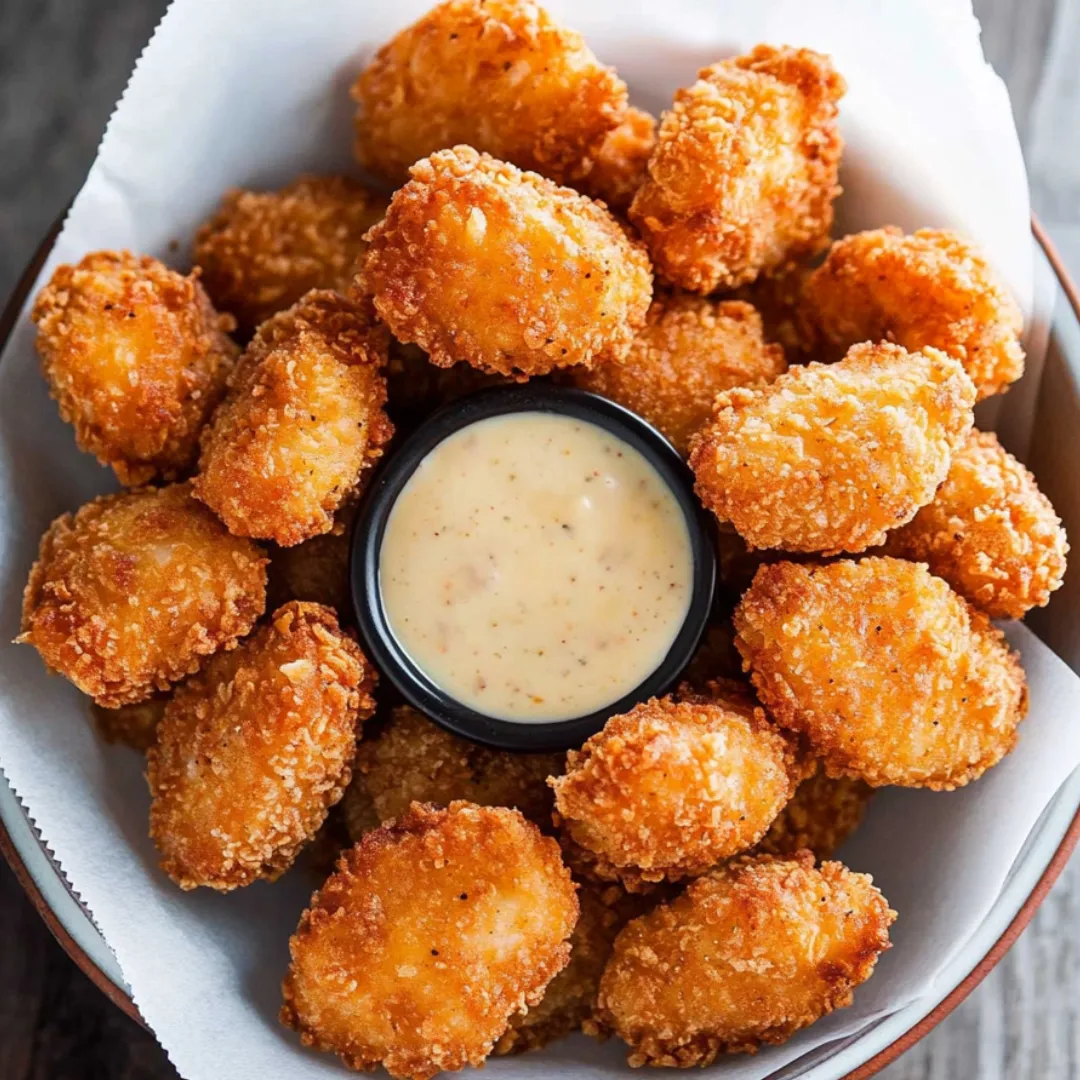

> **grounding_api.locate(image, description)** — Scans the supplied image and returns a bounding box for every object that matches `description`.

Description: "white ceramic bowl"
[3,220,1080,1078]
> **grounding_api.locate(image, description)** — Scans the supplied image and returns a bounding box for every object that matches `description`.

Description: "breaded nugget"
[689,342,976,554]
[351,0,627,185]
[755,763,872,860]
[90,696,168,752]
[342,705,563,839]
[497,880,646,1054]
[194,175,389,334]
[734,558,1028,790]
[570,107,657,212]
[732,264,816,356]
[360,146,652,379]
[572,293,786,455]
[281,801,578,1079]
[267,503,356,619]
[594,853,894,1065]
[148,602,376,891]
[31,250,237,486]
[194,290,393,546]
[551,690,803,888]
[883,430,1068,619]
[18,483,266,707]
[802,228,1025,399]
[629,46,845,293]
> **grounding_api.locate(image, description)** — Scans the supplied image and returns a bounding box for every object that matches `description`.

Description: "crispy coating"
[734,557,1028,789]
[342,705,563,839]
[497,880,646,1054]
[629,46,845,293]
[732,263,816,356]
[351,0,627,185]
[594,853,895,1065]
[267,503,356,620]
[281,801,578,1079]
[147,602,376,891]
[194,290,393,546]
[90,696,168,752]
[31,250,237,486]
[194,175,388,334]
[569,107,657,212]
[755,763,872,860]
[689,342,976,554]
[18,483,266,707]
[883,430,1068,619]
[572,293,786,455]
[802,228,1025,399]
[551,691,803,888]
[359,146,653,378]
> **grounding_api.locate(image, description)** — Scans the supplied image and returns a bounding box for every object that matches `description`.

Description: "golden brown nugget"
[689,342,976,555]
[497,880,647,1054]
[266,503,356,619]
[90,697,168,752]
[629,46,845,293]
[572,293,786,455]
[194,175,389,334]
[802,227,1025,399]
[883,430,1068,620]
[731,263,817,356]
[281,802,578,1080]
[360,146,652,379]
[570,107,657,212]
[594,853,894,1065]
[551,691,803,888]
[755,764,872,861]
[342,706,563,840]
[194,290,393,546]
[735,558,1028,790]
[32,250,237,486]
[351,0,627,185]
[19,483,266,707]
[148,602,376,891]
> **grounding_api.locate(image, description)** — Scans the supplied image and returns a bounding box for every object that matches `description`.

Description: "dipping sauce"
[379,412,694,723]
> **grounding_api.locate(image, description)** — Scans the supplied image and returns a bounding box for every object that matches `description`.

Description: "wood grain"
[1,1,1079,1077]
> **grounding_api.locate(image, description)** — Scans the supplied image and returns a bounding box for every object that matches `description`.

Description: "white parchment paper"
[1,1,1078,1078]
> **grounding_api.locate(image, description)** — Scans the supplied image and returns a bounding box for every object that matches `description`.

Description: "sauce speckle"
[379,412,693,722]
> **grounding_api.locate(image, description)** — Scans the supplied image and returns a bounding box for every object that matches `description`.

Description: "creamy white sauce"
[379,412,693,722]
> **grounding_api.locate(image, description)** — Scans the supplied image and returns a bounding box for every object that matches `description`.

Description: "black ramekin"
[350,384,716,752]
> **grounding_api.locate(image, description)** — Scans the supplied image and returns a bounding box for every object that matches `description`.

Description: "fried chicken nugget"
[755,763,872,860]
[551,689,804,889]
[194,290,393,546]
[883,429,1068,620]
[497,880,646,1054]
[629,46,845,293]
[572,293,786,455]
[267,503,356,619]
[148,601,376,891]
[359,146,653,379]
[281,801,578,1080]
[735,558,1028,790]
[351,0,627,185]
[31,250,237,486]
[569,107,657,212]
[803,228,1024,400]
[193,175,389,334]
[594,853,894,1065]
[18,483,267,707]
[341,706,563,840]
[689,342,976,554]
[90,697,168,752]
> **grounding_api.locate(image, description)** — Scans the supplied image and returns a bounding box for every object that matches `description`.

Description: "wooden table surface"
[1,1,1078,1077]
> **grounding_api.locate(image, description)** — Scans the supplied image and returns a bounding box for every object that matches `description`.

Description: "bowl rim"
[0,215,1077,1076]
[349,382,717,752]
